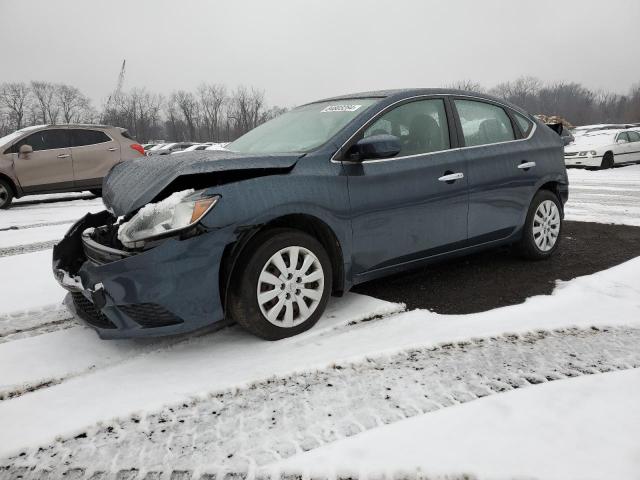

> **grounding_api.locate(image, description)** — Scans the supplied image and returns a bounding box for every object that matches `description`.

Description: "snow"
[0,165,639,476]
[272,368,640,480]
[0,223,72,249]
[565,164,640,226]
[0,250,66,314]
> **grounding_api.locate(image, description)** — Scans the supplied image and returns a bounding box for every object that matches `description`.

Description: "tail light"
[130,144,145,156]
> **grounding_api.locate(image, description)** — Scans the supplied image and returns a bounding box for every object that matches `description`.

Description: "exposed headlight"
[118,189,219,248]
[578,151,588,156]
[589,150,597,156]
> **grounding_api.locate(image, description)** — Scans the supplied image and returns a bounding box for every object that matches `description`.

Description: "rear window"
[70,129,111,147]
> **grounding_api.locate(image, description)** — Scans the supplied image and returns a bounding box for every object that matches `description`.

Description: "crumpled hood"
[103,150,300,216]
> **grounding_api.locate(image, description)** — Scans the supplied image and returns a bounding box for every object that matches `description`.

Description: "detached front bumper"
[53,211,232,339]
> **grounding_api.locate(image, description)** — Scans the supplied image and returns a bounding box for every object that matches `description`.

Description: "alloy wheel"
[532,200,560,252]
[257,246,325,328]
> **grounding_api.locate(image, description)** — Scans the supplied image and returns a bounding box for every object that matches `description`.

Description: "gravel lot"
[355,221,640,314]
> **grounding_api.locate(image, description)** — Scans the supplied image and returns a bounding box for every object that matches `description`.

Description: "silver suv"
[0,124,145,208]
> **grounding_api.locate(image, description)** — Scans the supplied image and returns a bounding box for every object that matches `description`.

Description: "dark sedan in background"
[53,89,567,340]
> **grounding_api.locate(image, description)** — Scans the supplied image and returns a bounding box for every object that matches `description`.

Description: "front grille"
[71,292,116,329]
[119,303,183,328]
[564,152,578,157]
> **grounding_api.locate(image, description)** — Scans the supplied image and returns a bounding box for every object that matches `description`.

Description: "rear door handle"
[57,154,70,159]
[518,161,536,170]
[107,147,118,152]
[438,172,464,183]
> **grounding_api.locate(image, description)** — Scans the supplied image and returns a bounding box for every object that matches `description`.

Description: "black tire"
[89,189,102,197]
[227,228,333,340]
[516,190,563,260]
[0,179,14,209]
[601,151,614,169]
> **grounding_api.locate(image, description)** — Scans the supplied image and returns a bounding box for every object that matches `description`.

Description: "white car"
[564,129,640,169]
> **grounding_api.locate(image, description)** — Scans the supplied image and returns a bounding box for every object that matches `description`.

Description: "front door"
[69,129,120,187]
[344,97,469,278]
[12,128,73,192]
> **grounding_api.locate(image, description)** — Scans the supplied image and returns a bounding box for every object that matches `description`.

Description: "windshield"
[227,98,380,154]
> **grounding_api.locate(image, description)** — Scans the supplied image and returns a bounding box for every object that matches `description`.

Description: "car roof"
[308,88,530,116]
[18,123,119,130]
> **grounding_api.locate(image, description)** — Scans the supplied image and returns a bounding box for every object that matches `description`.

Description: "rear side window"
[514,112,534,137]
[627,131,640,142]
[70,129,111,147]
[454,100,515,147]
[120,130,134,140]
[10,129,69,152]
[364,98,450,156]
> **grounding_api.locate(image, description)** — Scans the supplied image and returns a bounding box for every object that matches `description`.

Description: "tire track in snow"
[0,240,59,258]
[0,220,72,232]
[0,306,73,344]
[3,326,639,479]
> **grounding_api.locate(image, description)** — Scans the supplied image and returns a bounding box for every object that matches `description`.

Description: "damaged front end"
[52,191,232,339]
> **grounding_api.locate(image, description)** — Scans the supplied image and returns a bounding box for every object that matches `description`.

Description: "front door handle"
[107,147,118,152]
[57,154,70,159]
[438,172,464,183]
[518,161,536,170]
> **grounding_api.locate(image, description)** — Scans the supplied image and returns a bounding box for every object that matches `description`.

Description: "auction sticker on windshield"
[321,104,362,113]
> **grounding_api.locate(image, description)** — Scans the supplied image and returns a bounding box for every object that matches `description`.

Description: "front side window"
[227,98,380,154]
[627,131,640,142]
[363,99,450,156]
[454,100,515,147]
[70,129,111,147]
[13,129,69,152]
[617,132,630,143]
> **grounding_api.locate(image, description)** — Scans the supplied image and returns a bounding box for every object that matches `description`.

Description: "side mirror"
[19,144,33,157]
[349,134,401,161]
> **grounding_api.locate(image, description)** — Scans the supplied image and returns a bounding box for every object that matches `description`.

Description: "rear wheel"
[601,151,614,169]
[227,228,332,340]
[516,190,562,260]
[0,179,13,209]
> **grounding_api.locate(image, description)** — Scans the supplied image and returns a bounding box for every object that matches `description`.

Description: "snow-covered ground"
[564,164,640,226]
[0,167,639,479]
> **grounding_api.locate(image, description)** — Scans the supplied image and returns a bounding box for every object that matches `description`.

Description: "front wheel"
[601,151,614,169]
[227,228,332,340]
[0,179,14,209]
[516,190,562,260]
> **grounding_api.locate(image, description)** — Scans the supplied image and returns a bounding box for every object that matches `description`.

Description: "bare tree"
[229,86,266,137]
[0,82,31,130]
[171,91,200,141]
[198,84,227,141]
[31,81,60,124]
[491,76,542,112]
[447,80,485,92]
[56,84,92,123]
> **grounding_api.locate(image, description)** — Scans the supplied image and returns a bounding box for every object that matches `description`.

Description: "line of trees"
[2,77,640,142]
[449,77,640,126]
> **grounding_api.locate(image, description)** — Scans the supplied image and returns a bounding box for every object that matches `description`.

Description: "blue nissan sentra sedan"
[53,89,568,340]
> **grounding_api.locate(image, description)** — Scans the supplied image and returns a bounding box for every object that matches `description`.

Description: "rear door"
[11,128,73,192]
[69,128,120,188]
[452,98,539,244]
[615,132,633,163]
[344,97,469,277]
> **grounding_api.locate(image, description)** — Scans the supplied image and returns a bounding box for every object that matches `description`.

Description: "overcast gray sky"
[2,0,639,108]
